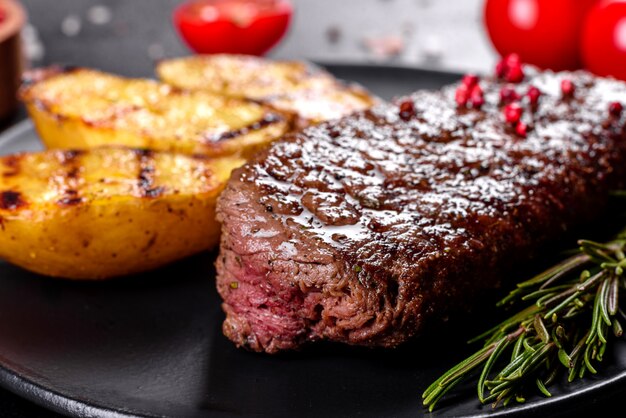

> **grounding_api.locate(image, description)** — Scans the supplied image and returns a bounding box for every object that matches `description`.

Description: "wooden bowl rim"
[0,0,26,42]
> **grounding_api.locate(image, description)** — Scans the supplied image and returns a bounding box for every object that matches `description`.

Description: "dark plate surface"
[0,65,625,418]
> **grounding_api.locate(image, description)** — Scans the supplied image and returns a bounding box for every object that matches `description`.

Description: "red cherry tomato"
[173,0,292,56]
[581,1,626,81]
[0,7,6,23]
[484,0,598,71]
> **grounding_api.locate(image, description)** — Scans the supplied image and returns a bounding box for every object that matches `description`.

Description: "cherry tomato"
[581,1,626,81]
[0,7,5,23]
[484,0,598,71]
[173,0,292,56]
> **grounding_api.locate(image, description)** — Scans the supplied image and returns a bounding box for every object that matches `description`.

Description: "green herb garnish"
[423,220,626,411]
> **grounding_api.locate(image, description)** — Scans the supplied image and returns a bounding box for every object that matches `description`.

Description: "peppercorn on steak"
[19,66,290,158]
[0,147,244,279]
[156,54,376,127]
[215,68,626,353]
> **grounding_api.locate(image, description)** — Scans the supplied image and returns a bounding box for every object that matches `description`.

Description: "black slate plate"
[1,65,625,418]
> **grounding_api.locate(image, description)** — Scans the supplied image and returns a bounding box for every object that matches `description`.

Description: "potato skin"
[0,195,218,279]
[25,101,149,150]
[19,66,291,158]
[0,148,244,279]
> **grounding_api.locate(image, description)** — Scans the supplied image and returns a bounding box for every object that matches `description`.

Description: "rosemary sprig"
[422,224,626,411]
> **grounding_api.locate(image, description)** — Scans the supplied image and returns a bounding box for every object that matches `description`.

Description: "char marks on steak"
[216,69,626,353]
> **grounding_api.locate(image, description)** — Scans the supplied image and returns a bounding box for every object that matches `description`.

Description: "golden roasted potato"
[157,54,337,100]
[0,147,244,279]
[19,66,290,158]
[156,54,376,126]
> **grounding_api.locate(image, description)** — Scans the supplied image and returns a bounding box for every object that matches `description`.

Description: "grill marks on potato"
[135,149,165,198]
[0,190,26,211]
[57,190,83,206]
[156,55,376,125]
[204,113,284,143]
[20,67,292,157]
[2,155,21,177]
[56,150,85,207]
[58,149,84,164]
[0,155,27,211]
[0,147,233,225]
[0,146,241,279]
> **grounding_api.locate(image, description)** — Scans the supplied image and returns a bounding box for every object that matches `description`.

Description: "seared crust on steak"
[216,69,626,353]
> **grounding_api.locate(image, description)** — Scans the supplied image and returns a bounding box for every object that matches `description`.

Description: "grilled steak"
[216,69,626,353]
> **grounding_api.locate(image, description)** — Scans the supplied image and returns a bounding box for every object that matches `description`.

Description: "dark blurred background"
[18,0,493,77]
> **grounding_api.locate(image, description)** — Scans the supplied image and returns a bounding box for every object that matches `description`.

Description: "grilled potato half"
[19,66,290,158]
[156,54,376,126]
[0,147,244,279]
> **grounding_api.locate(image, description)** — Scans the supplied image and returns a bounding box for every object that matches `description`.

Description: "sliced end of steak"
[216,68,626,353]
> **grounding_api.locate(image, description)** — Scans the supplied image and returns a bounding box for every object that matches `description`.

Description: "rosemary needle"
[423,208,626,411]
